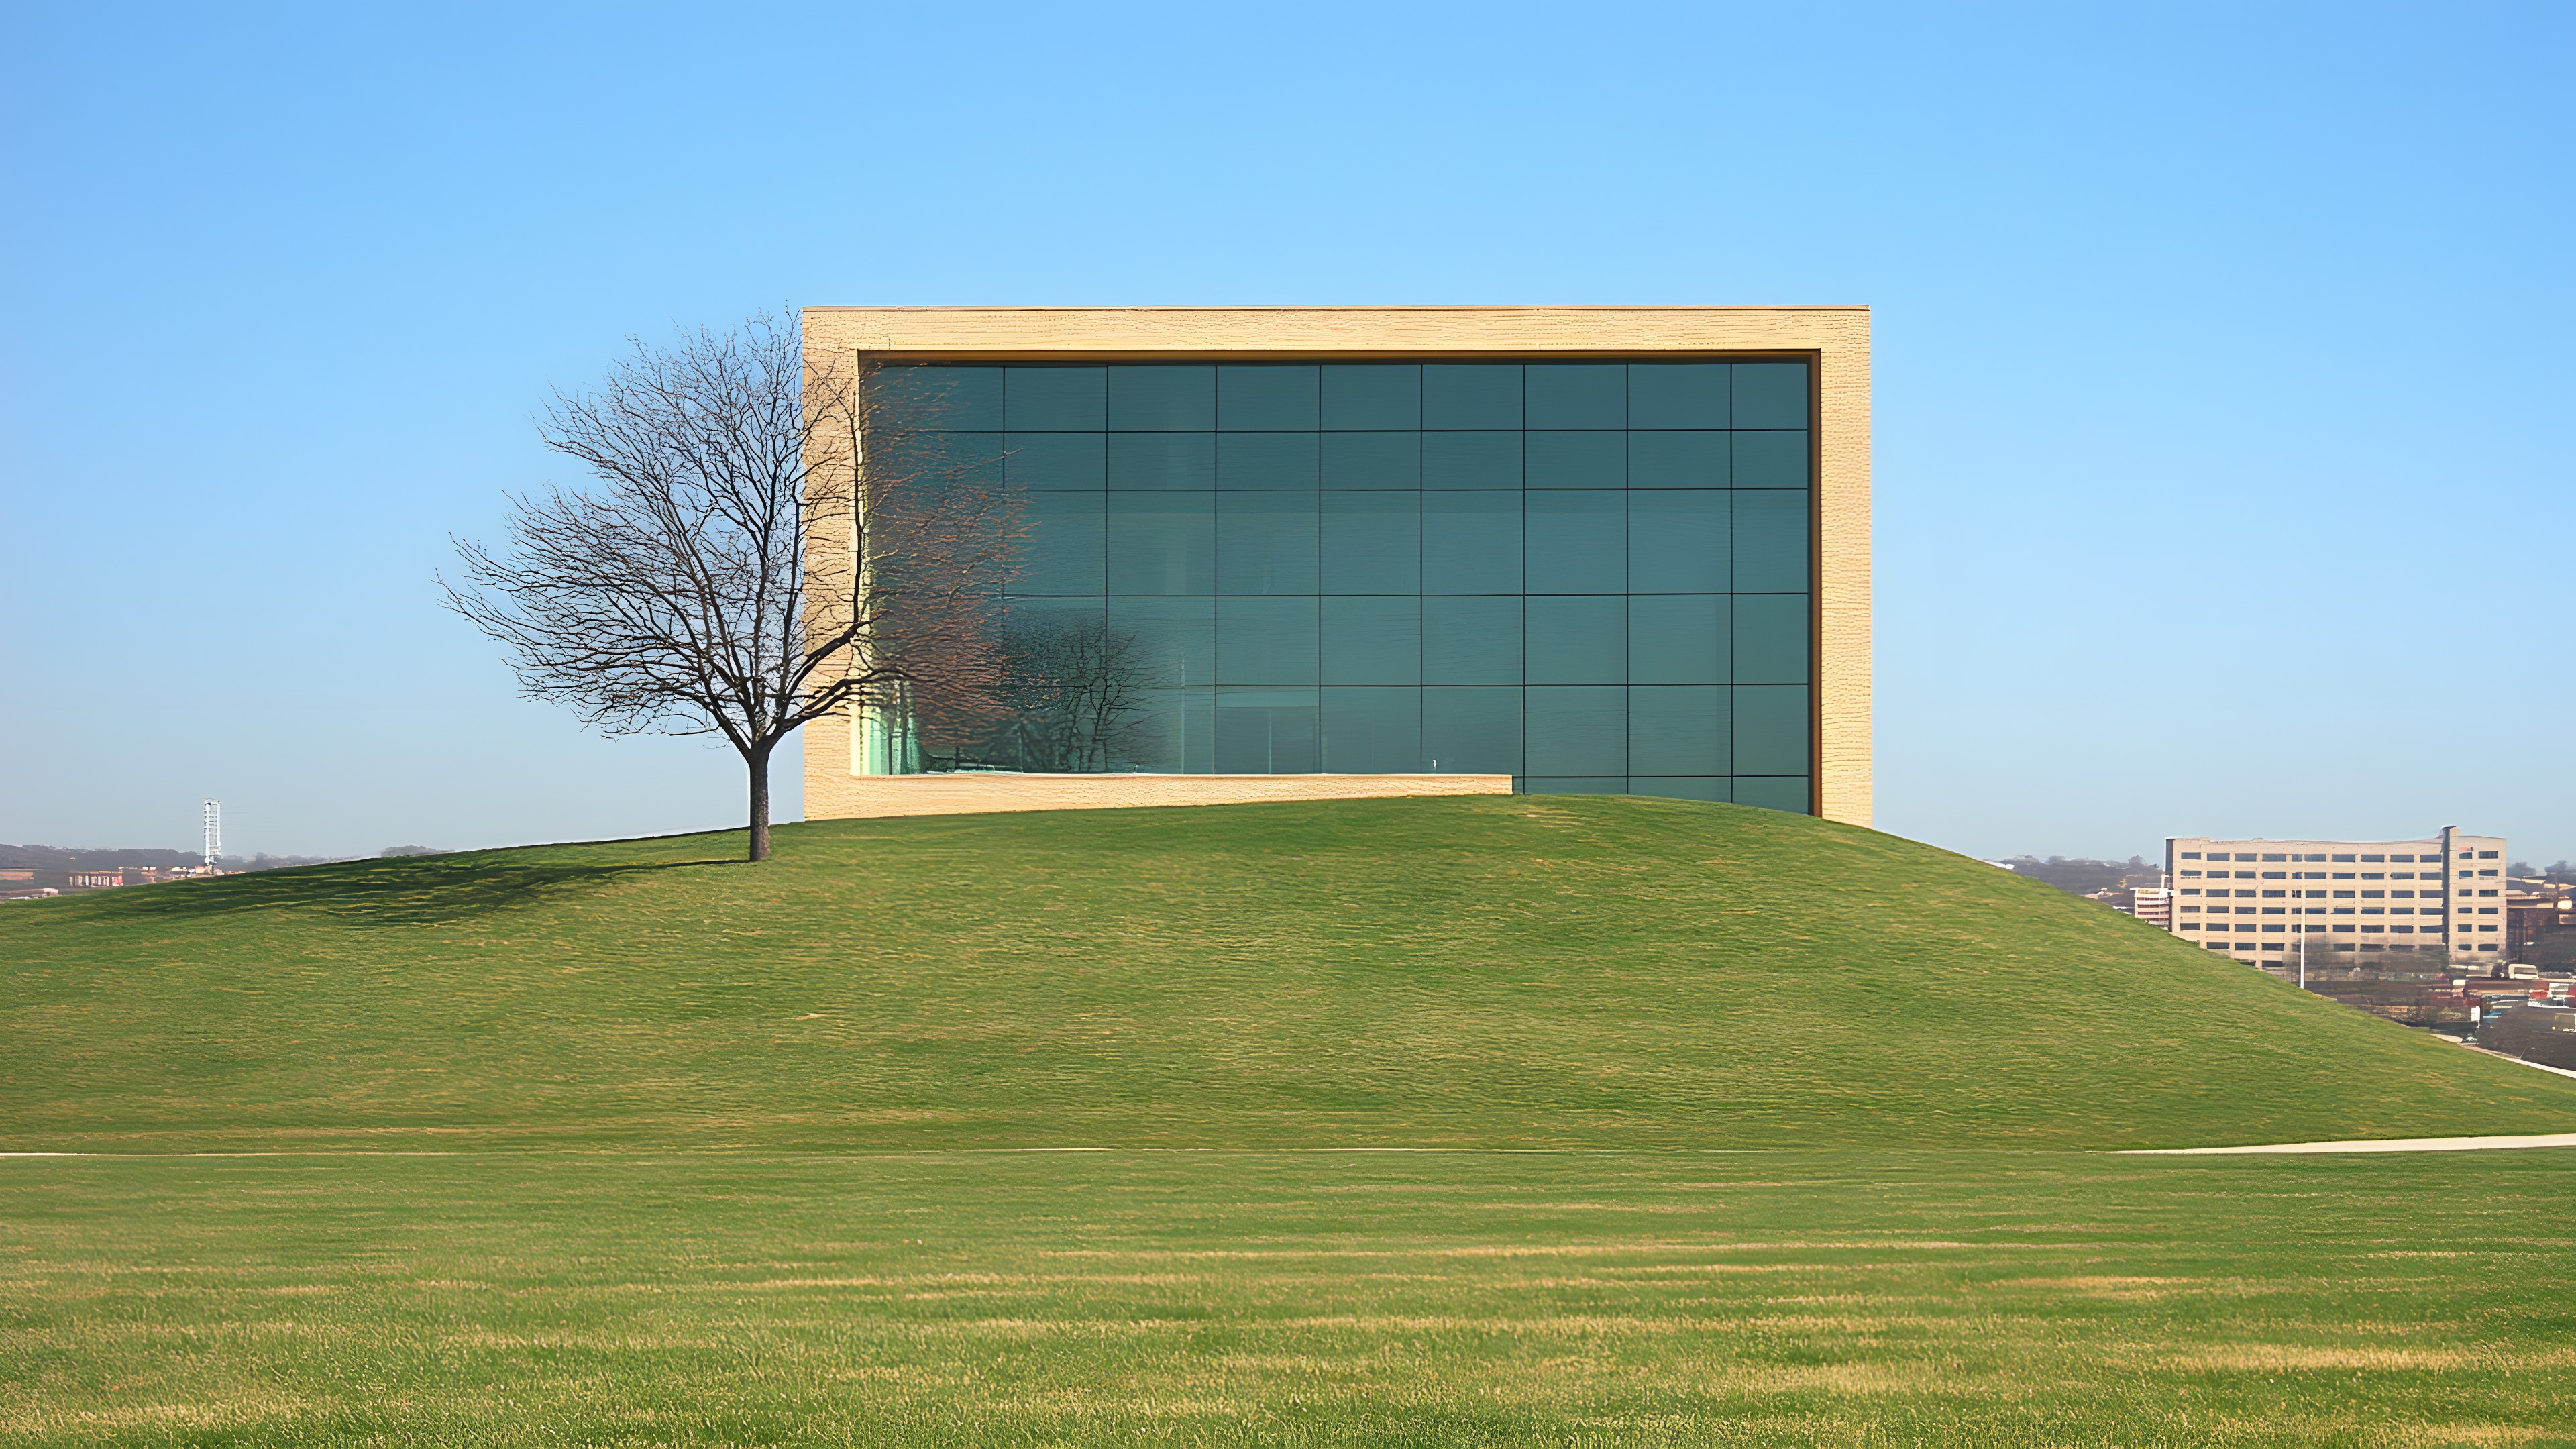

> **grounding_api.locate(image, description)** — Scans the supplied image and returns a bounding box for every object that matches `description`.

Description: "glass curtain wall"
[867,360,1813,810]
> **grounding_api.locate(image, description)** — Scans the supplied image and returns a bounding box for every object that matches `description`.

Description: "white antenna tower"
[203,800,221,867]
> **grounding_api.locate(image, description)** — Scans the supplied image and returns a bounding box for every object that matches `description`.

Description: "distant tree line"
[2002,855,2164,895]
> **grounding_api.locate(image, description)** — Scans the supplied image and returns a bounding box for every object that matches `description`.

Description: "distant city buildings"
[2164,828,2507,976]
[2092,885,2173,928]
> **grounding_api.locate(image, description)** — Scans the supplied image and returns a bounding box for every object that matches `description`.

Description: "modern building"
[800,307,1870,824]
[2165,829,2509,974]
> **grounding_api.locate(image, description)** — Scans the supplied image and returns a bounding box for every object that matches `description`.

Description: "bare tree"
[443,313,1012,861]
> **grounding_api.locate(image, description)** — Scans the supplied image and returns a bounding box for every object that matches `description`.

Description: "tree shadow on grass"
[94,855,740,928]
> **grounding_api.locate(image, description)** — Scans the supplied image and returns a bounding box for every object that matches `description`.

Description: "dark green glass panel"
[1216,687,1318,772]
[1627,363,1729,429]
[1525,432,1623,490]
[1526,596,1624,684]
[1216,492,1318,596]
[1629,490,1727,592]
[1004,433,1104,492]
[1322,597,1419,684]
[1732,490,1809,592]
[1629,595,1727,684]
[1117,686,1214,773]
[1525,686,1626,775]
[1322,687,1421,772]
[1008,492,1106,595]
[873,364,1003,431]
[1216,596,1318,684]
[1733,775,1811,812]
[1733,685,1810,775]
[1422,432,1521,490]
[1106,492,1214,595]
[1108,433,1216,491]
[1525,492,1623,593]
[1423,596,1519,684]
[1109,596,1213,688]
[1631,777,1728,802]
[876,431,1003,503]
[1422,364,1522,429]
[1525,777,1627,796]
[1108,366,1215,431]
[1423,492,1521,594]
[1627,432,1728,489]
[1321,364,1420,430]
[1733,362,1809,429]
[1322,433,1419,490]
[1629,685,1727,775]
[1218,433,1319,490]
[1423,687,1521,774]
[1525,364,1625,429]
[1218,365,1318,431]
[1006,366,1106,431]
[1733,431,1810,488]
[1732,594,1809,683]
[1321,492,1420,594]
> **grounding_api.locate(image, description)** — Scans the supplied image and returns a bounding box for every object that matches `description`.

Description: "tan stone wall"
[806,771,1514,820]
[802,306,1871,826]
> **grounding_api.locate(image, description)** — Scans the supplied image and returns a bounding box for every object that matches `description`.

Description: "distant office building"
[2165,828,2508,973]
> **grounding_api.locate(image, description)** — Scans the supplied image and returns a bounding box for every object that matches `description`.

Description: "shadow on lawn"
[95,855,737,927]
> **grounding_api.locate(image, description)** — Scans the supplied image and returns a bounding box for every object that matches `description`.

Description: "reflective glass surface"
[1218,433,1319,491]
[1627,364,1729,430]
[1323,432,1419,490]
[1106,492,1213,595]
[1109,366,1215,431]
[1006,433,1105,492]
[876,359,1816,810]
[1321,365,1421,430]
[1526,596,1624,684]
[1217,492,1318,595]
[1525,432,1623,490]
[1423,364,1523,429]
[1109,433,1215,491]
[1218,365,1319,431]
[1423,596,1519,684]
[1216,597,1319,685]
[1629,491,1727,592]
[1005,366,1105,431]
[1321,492,1419,594]
[1525,492,1623,594]
[1321,596,1420,685]
[1322,687,1421,772]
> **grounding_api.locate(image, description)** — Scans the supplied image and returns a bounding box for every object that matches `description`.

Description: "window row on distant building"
[2179,868,2496,880]
[2179,849,2502,862]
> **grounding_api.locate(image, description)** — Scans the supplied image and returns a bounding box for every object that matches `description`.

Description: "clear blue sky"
[3,3,2568,863]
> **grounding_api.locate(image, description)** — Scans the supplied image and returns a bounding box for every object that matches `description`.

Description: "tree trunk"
[746,742,773,862]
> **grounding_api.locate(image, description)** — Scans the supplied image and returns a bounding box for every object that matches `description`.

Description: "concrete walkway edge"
[2123,1132,2576,1156]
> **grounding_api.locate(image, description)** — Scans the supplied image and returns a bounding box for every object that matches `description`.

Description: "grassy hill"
[5,794,2571,1152]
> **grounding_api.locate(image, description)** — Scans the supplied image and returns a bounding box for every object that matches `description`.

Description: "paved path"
[2124,1132,2576,1156]
[2453,1040,2576,1081]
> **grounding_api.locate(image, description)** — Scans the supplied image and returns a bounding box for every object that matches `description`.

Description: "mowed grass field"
[6,1151,2573,1446]
[5,796,2575,1444]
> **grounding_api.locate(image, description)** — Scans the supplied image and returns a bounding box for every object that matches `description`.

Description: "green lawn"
[4,1150,2570,1446]
[4,797,2571,1152]
[5,797,2573,1444]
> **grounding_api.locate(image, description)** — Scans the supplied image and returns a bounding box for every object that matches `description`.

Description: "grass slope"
[4,795,2571,1152]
